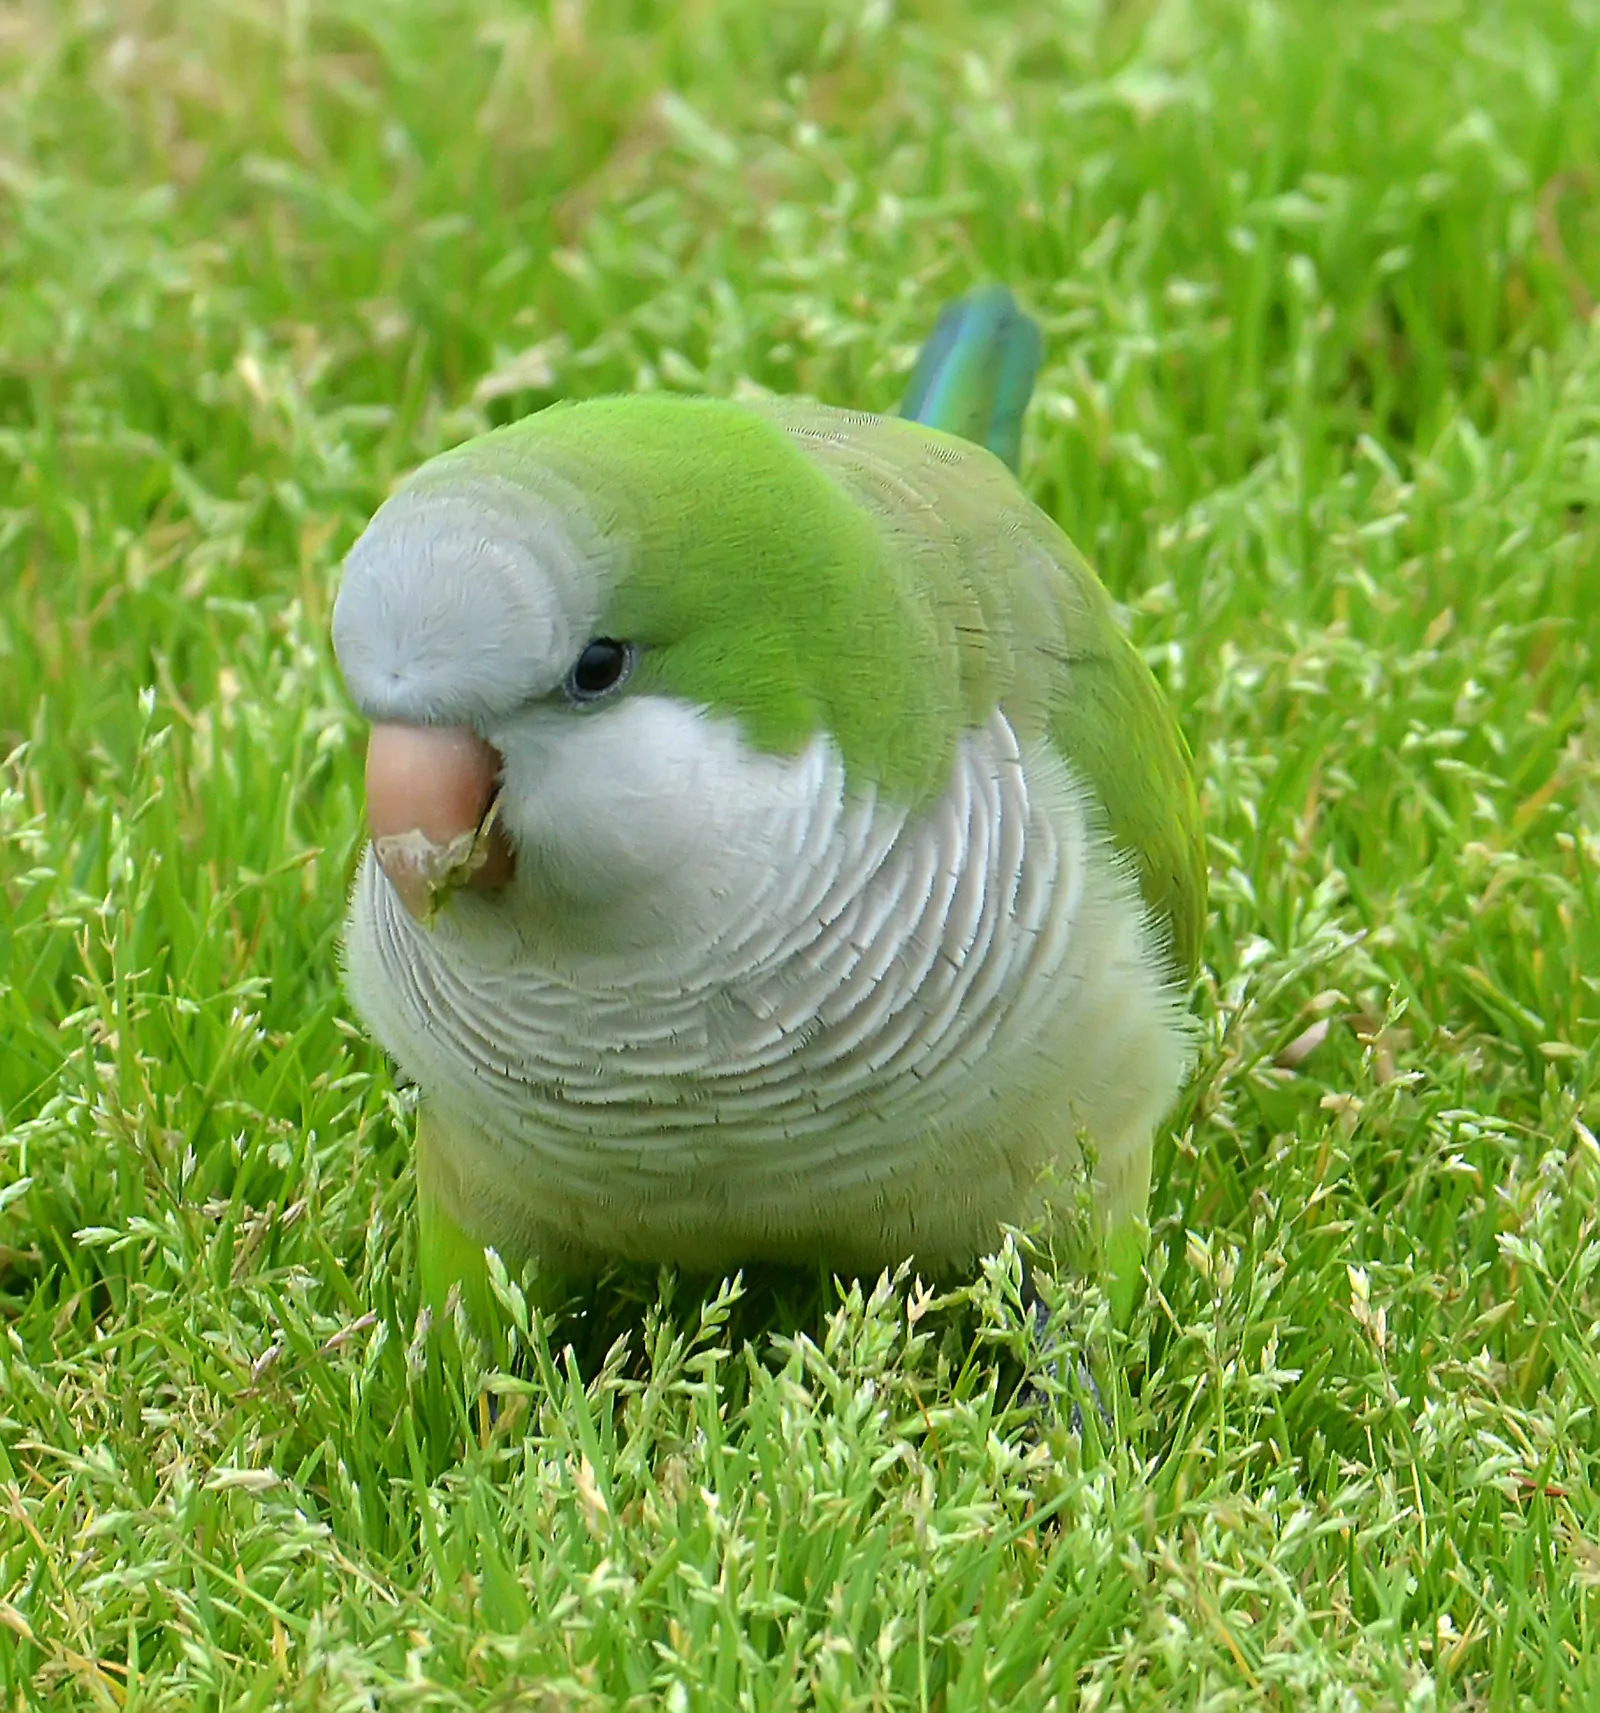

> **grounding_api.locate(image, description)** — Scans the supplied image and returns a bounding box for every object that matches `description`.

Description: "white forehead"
[331,469,613,727]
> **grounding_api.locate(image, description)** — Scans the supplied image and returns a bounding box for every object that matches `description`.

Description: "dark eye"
[563,637,634,703]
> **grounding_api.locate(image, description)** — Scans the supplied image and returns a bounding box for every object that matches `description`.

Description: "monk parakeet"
[333,288,1205,1334]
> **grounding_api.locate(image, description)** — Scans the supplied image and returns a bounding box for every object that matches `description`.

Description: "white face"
[335,470,850,971]
[458,694,842,964]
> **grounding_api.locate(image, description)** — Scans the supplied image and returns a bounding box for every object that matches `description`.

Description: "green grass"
[2,0,1599,1703]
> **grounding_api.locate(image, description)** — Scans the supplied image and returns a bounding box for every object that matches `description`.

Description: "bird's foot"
[1017,1266,1114,1439]
[1025,1294,1112,1436]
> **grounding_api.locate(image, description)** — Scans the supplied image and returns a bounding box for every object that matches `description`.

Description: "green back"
[420,397,1206,977]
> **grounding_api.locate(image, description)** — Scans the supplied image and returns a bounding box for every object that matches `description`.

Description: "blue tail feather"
[898,285,1043,474]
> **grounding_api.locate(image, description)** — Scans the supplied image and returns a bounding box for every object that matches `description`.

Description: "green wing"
[757,399,1207,981]
[896,288,1202,974]
[1042,572,1206,979]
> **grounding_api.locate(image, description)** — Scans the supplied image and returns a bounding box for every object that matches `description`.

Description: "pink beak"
[364,724,515,918]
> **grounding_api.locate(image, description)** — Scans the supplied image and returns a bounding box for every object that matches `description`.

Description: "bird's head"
[332,397,965,960]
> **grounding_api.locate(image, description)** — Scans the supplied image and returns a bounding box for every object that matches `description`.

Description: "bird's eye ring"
[563,637,635,704]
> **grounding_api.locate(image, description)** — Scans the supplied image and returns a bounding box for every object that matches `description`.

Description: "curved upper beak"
[363,724,515,919]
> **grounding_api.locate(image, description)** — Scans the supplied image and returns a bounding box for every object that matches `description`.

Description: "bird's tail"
[898,285,1043,475]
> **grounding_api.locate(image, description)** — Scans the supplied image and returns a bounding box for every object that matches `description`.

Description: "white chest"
[342,713,1194,1269]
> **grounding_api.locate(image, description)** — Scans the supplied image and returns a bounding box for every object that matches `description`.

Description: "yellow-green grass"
[2,0,1598,1704]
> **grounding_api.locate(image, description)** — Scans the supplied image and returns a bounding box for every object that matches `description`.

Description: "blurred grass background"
[1,0,1598,1704]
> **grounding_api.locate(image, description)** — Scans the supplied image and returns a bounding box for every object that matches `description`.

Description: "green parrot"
[332,287,1205,1335]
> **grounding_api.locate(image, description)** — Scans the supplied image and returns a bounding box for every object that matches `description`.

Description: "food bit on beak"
[364,724,515,921]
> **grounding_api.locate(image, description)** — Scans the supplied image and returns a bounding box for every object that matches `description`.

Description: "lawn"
[2,0,1599,1705]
